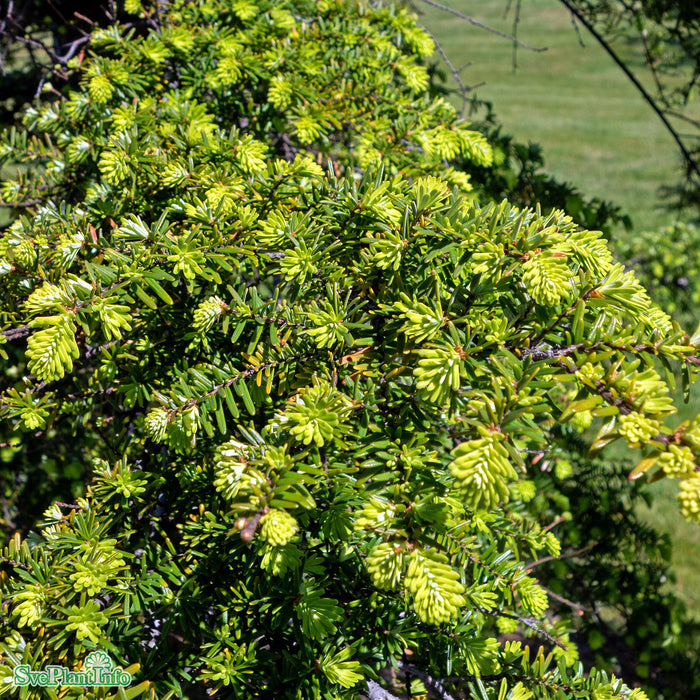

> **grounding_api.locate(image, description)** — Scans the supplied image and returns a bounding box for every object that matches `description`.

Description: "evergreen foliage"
[612,222,700,329]
[0,1,141,124]
[523,428,700,698]
[0,1,699,698]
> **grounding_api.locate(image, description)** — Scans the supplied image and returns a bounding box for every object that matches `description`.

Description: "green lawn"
[418,0,700,615]
[636,477,700,613]
[416,0,688,233]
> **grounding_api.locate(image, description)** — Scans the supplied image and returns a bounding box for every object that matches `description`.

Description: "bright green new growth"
[0,0,696,698]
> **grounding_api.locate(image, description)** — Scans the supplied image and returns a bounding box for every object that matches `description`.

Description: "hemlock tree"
[0,1,699,698]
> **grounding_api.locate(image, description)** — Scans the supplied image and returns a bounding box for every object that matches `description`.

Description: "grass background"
[418,0,700,615]
[416,0,691,232]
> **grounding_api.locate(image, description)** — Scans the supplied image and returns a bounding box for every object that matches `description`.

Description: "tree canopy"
[1,1,699,699]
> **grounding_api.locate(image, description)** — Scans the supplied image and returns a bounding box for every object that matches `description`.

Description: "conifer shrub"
[520,427,700,698]
[1,1,700,698]
[612,222,700,329]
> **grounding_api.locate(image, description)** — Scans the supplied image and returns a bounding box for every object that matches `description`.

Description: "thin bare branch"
[511,0,522,70]
[0,198,42,208]
[557,0,700,182]
[665,108,700,130]
[414,0,547,53]
[366,679,402,700]
[398,663,456,700]
[568,4,587,48]
[525,541,600,570]
[640,28,666,103]
[541,586,590,614]
[1,325,32,341]
[478,606,566,648]
[413,20,470,119]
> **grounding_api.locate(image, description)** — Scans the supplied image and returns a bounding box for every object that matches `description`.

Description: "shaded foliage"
[613,222,700,329]
[529,428,700,699]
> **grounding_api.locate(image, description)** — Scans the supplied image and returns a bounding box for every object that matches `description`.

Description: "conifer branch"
[0,325,32,341]
[397,663,457,700]
[1,2,697,696]
[478,606,566,648]
[366,680,402,700]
